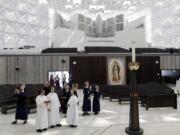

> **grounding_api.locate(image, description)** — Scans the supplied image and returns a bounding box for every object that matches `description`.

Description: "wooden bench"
[145,94,177,110]
[2,103,17,114]
[102,82,177,110]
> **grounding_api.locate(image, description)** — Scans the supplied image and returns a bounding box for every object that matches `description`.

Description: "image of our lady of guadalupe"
[111,60,121,83]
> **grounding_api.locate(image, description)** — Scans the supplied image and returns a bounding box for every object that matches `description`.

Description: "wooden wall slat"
[7,56,17,84]
[39,56,44,84]
[18,56,26,84]
[0,55,69,84]
[25,56,34,84]
[33,56,40,84]
[160,56,180,69]
[3,55,180,85]
[0,57,7,84]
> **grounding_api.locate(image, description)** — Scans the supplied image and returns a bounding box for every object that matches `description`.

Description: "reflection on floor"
[0,90,180,135]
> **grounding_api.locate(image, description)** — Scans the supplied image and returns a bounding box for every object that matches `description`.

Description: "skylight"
[39,0,48,5]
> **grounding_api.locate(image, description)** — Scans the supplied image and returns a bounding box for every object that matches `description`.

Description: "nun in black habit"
[82,81,91,116]
[62,84,71,116]
[93,85,101,115]
[12,84,28,124]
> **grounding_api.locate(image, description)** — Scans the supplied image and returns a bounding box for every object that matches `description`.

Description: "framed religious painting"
[108,57,126,85]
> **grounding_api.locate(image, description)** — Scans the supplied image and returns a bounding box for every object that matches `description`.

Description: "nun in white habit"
[67,90,79,127]
[47,86,62,128]
[35,89,49,132]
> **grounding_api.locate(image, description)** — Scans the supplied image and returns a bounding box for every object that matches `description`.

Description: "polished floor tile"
[0,90,180,135]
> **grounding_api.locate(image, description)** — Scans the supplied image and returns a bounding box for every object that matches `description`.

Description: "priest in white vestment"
[67,90,79,127]
[35,90,49,132]
[47,87,62,128]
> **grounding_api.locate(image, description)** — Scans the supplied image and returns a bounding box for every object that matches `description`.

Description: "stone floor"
[0,90,180,135]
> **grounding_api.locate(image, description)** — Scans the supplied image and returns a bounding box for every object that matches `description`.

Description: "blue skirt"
[15,105,28,120]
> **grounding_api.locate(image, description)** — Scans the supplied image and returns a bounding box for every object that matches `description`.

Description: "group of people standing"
[11,80,101,133]
[82,81,101,116]
[36,83,79,132]
[49,74,71,88]
[36,87,61,132]
[11,82,79,133]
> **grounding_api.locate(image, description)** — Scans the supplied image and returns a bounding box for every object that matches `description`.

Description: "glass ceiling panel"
[0,0,180,50]
[0,0,49,49]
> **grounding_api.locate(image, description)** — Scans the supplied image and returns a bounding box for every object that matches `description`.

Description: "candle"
[132,47,136,62]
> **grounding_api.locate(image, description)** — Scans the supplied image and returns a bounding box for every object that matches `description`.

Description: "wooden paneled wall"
[70,56,107,87]
[160,56,180,69]
[126,56,161,84]
[0,55,69,84]
[1,55,179,85]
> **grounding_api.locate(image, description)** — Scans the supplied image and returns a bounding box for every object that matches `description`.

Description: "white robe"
[35,95,49,130]
[67,95,79,126]
[47,92,61,126]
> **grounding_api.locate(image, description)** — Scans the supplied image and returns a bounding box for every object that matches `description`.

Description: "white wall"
[125,9,152,45]
[85,37,115,47]
[114,28,146,48]
[125,17,144,30]
[52,27,146,49]
[52,27,85,50]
